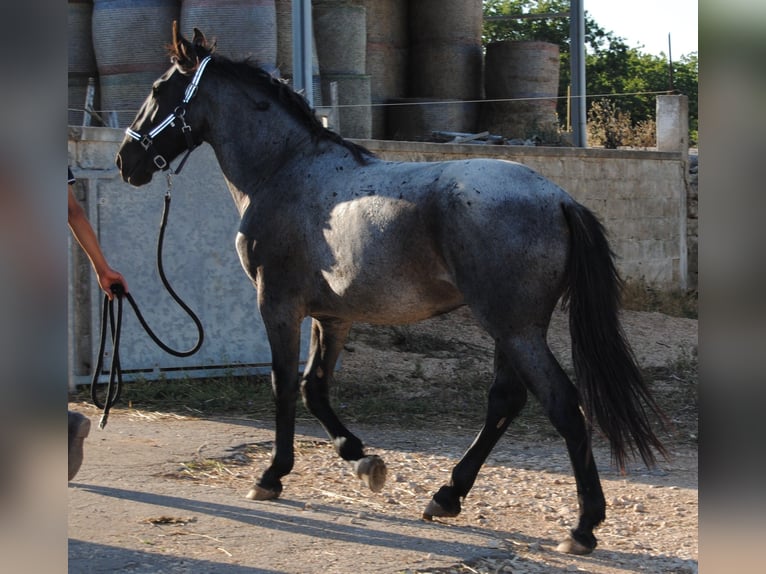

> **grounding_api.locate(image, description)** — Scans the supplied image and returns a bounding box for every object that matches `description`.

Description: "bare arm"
[68,184,129,299]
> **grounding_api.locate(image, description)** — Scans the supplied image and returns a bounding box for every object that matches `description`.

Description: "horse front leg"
[301,318,387,492]
[246,315,302,501]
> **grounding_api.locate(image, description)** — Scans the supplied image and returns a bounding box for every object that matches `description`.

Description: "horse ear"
[171,20,185,54]
[170,20,199,68]
[171,21,188,60]
[192,27,216,55]
[192,27,206,47]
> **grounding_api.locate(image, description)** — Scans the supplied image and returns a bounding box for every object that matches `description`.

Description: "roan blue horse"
[116,23,666,555]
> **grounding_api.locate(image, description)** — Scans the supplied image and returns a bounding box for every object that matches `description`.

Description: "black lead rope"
[91,190,204,429]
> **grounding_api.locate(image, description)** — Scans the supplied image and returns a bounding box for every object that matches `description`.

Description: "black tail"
[561,201,667,470]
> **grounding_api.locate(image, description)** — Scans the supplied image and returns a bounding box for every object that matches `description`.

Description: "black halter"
[124,55,212,175]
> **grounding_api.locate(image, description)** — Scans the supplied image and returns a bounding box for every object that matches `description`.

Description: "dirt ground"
[68,308,698,574]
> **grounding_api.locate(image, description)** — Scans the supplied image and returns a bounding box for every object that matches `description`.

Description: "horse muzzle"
[115,151,154,187]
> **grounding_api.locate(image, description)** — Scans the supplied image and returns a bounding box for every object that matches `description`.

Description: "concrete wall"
[68,127,690,385]
[68,126,311,387]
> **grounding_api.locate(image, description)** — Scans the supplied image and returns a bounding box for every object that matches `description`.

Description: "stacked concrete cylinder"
[408,0,483,100]
[91,0,180,128]
[313,0,371,138]
[480,41,561,140]
[275,0,322,105]
[68,0,98,126]
[362,0,408,139]
[275,0,293,75]
[180,0,277,73]
[388,0,482,140]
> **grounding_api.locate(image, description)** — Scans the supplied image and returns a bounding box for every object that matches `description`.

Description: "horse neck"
[198,72,317,196]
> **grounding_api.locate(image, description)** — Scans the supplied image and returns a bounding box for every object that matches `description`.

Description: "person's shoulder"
[68,167,75,185]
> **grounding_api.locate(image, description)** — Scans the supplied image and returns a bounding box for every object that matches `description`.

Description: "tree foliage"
[481,0,698,145]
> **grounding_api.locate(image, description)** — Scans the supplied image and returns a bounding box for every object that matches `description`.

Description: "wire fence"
[68,88,673,122]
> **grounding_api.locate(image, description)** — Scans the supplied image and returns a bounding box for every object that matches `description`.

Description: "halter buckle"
[153,155,168,170]
[140,135,153,151]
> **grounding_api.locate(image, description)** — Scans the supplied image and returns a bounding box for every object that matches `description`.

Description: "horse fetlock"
[352,455,387,493]
[422,486,462,520]
[334,435,365,461]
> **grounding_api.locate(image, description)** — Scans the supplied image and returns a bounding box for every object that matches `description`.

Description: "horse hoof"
[246,484,280,501]
[422,498,459,521]
[556,536,595,555]
[354,455,387,492]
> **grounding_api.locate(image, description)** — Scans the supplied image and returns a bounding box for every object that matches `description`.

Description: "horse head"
[116,21,215,186]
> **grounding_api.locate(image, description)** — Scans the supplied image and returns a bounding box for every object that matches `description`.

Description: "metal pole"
[668,33,674,92]
[292,0,314,106]
[570,0,586,146]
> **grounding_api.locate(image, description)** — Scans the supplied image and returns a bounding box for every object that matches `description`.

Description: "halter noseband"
[125,55,212,174]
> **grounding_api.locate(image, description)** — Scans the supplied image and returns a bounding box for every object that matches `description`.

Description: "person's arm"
[68,183,129,300]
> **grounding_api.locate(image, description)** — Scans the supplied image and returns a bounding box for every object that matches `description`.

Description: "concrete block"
[657,95,689,152]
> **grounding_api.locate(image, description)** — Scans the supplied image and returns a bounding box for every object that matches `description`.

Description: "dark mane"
[209,55,374,165]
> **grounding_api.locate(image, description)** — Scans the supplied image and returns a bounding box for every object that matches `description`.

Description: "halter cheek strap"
[125,55,212,174]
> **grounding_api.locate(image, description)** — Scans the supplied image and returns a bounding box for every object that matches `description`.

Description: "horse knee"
[300,375,328,412]
[272,372,300,405]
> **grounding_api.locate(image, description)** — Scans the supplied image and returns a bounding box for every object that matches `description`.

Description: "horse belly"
[321,269,463,324]
[318,196,463,323]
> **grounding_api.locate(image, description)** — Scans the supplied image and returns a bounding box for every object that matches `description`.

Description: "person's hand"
[96,268,129,300]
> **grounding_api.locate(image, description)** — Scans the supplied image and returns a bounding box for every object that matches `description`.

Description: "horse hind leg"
[425,332,606,555]
[507,334,606,554]
[300,318,387,492]
[424,344,528,520]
